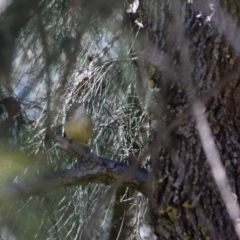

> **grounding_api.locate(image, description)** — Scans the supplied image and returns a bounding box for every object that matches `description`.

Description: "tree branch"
[0,137,149,202]
[0,0,38,84]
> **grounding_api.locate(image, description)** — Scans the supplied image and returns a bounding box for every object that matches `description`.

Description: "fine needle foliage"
[0,1,151,239]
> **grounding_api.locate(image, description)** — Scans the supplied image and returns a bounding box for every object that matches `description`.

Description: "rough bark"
[137,0,240,239]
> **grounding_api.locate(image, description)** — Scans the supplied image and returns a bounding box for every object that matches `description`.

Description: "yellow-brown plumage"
[64,104,93,145]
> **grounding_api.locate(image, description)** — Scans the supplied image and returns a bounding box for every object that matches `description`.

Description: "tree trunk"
[109,187,140,240]
[137,0,240,239]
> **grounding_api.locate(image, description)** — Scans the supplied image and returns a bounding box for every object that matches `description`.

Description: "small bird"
[64,103,94,145]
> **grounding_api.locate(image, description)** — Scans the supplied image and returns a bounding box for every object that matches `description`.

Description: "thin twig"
[193,99,240,239]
